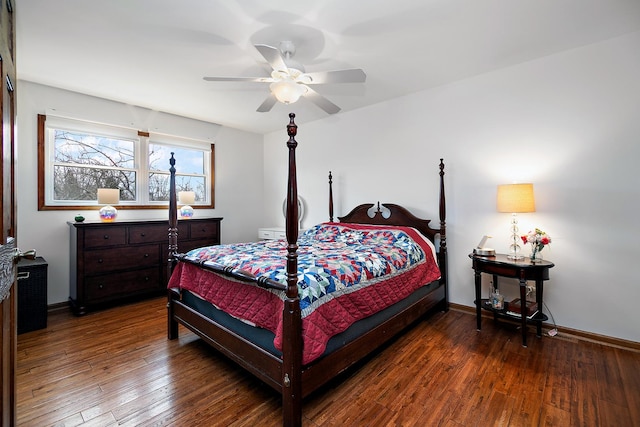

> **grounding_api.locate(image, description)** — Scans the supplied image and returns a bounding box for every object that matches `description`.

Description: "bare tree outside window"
[149,143,207,202]
[53,130,136,201]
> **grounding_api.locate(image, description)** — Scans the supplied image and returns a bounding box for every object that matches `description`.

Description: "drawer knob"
[141,233,146,237]
[144,276,150,281]
[98,259,103,263]
[103,235,109,239]
[144,253,149,258]
[98,284,104,289]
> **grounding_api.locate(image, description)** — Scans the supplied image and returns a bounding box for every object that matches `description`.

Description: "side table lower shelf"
[478,299,548,323]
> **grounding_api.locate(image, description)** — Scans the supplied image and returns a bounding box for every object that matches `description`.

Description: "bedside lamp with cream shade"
[178,191,195,219]
[497,183,535,260]
[97,188,120,222]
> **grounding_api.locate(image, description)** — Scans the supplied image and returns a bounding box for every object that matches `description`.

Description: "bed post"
[167,152,179,339]
[168,152,178,272]
[438,158,449,310]
[282,113,302,427]
[328,171,334,222]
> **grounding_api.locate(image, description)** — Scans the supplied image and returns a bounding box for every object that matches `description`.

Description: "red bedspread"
[168,223,441,364]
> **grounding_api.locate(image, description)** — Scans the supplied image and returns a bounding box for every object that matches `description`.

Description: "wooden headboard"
[330,159,446,248]
[338,202,439,242]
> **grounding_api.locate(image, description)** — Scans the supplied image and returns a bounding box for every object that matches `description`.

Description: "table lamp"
[497,183,535,260]
[178,191,195,219]
[97,188,120,222]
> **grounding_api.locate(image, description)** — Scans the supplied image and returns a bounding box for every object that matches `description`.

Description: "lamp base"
[180,205,194,219]
[99,205,118,222]
[507,254,524,261]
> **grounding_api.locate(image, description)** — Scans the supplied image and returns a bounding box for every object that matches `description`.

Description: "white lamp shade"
[178,191,195,205]
[97,188,120,205]
[496,184,535,213]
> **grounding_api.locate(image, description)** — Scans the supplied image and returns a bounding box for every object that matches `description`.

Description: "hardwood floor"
[16,297,640,426]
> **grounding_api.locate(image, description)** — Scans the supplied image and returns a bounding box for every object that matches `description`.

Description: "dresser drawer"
[258,229,275,240]
[258,228,288,240]
[83,227,127,249]
[84,244,160,274]
[85,268,161,302]
[177,222,189,239]
[129,224,168,244]
[190,221,219,241]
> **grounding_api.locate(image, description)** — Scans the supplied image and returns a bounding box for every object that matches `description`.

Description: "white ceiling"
[16,0,640,135]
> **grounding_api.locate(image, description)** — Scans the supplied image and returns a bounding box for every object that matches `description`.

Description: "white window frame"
[38,114,214,210]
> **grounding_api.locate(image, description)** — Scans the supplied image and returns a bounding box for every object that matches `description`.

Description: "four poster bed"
[166,113,448,426]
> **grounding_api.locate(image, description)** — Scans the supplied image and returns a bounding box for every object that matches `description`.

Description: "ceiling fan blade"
[304,87,341,114]
[257,94,277,113]
[254,44,288,73]
[203,76,273,82]
[303,69,366,84]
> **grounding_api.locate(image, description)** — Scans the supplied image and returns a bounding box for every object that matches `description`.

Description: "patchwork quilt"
[168,222,441,364]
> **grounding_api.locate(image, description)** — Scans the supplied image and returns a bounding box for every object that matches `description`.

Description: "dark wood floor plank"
[570,358,601,426]
[542,336,573,413]
[539,402,572,426]
[616,348,640,422]
[16,297,640,426]
[17,384,104,426]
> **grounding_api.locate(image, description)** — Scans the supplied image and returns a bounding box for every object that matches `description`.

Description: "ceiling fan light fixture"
[204,41,365,114]
[270,79,307,104]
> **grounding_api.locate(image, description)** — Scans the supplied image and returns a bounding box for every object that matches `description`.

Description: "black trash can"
[17,256,48,334]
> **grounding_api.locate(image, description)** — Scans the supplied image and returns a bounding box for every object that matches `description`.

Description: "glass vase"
[530,247,542,262]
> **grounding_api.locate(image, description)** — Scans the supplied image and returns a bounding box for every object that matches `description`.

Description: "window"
[38,114,215,210]
[52,128,137,202]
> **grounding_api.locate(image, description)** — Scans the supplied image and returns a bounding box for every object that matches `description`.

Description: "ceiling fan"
[203,41,366,114]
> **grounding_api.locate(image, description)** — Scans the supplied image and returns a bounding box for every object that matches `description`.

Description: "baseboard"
[450,303,640,353]
[47,301,70,313]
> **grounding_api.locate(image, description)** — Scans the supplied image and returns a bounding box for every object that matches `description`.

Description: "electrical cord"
[542,300,558,337]
[527,283,558,337]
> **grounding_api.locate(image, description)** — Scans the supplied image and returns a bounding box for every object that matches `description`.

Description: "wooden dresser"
[69,217,222,315]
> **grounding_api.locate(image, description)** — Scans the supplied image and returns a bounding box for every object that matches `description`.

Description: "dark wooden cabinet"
[69,217,222,315]
[17,257,48,334]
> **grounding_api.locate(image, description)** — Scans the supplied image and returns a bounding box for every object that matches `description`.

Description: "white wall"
[263,32,640,343]
[17,82,264,304]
